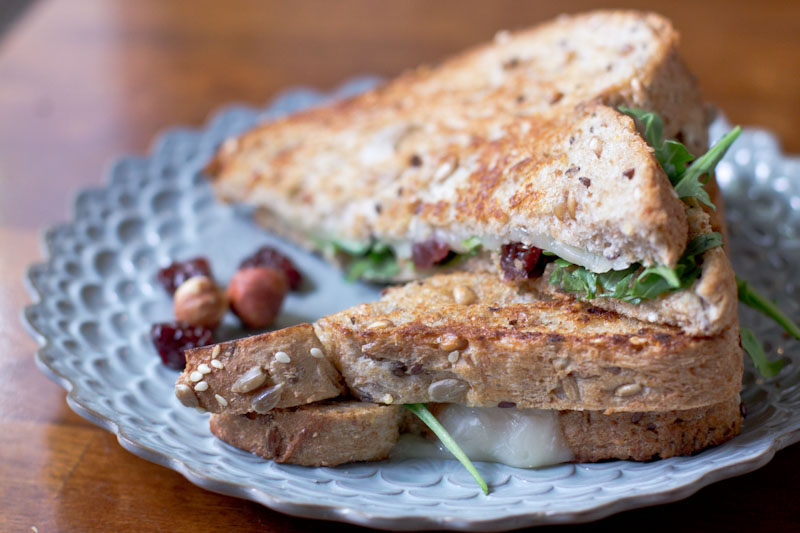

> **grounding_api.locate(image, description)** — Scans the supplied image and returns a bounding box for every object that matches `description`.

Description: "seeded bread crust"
[209,401,402,466]
[175,324,345,414]
[210,11,705,275]
[530,207,738,336]
[314,272,742,413]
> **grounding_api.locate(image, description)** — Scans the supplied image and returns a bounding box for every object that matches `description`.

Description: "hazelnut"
[226,267,287,329]
[173,276,227,328]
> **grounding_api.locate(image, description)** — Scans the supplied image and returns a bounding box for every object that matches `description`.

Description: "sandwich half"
[176,270,742,467]
[209,10,707,279]
[207,10,739,336]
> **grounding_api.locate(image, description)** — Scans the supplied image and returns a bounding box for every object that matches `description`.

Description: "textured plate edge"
[19,82,800,530]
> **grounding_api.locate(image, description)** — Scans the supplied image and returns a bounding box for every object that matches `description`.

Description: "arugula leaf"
[602,266,638,299]
[348,244,399,280]
[683,232,724,258]
[619,106,664,151]
[737,277,800,340]
[331,238,372,256]
[551,259,600,298]
[637,264,681,288]
[550,259,588,297]
[549,233,724,304]
[548,259,567,283]
[370,241,391,255]
[619,107,741,210]
[741,328,784,378]
[462,236,482,254]
[405,403,489,495]
[346,253,399,281]
[440,236,484,267]
[571,265,598,298]
[618,107,692,183]
[736,278,796,378]
[673,127,742,210]
[630,265,680,301]
[331,239,400,281]
[659,140,695,183]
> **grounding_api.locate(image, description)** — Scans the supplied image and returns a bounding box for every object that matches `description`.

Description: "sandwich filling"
[394,405,573,469]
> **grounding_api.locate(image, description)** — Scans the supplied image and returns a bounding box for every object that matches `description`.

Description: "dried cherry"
[156,257,212,295]
[239,246,302,290]
[500,242,551,280]
[151,321,214,370]
[411,239,451,269]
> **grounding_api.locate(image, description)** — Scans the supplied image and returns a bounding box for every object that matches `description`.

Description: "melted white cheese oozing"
[392,405,573,468]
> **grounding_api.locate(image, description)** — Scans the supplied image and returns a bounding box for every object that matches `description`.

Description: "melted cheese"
[392,405,573,468]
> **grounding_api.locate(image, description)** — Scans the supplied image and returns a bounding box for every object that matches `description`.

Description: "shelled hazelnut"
[173,275,228,328]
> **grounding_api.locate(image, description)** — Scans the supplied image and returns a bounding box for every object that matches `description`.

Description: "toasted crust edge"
[176,324,345,414]
[559,396,742,461]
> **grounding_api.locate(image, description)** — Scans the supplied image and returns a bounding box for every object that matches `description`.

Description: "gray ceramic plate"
[23,77,800,530]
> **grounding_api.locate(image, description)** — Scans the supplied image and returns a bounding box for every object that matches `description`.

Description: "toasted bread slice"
[180,264,740,415]
[558,397,741,461]
[209,401,402,466]
[315,271,742,413]
[210,11,707,278]
[175,324,345,414]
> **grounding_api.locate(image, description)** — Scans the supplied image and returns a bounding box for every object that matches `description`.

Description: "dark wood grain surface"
[2,1,799,531]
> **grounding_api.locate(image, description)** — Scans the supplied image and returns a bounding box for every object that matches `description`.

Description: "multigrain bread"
[209,401,402,466]
[209,11,708,276]
[557,397,742,461]
[175,324,344,414]
[315,272,742,413]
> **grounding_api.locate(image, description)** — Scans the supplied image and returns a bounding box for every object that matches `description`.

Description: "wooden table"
[2,1,799,531]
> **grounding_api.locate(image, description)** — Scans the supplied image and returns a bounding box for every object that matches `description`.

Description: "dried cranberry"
[156,257,212,295]
[530,252,556,277]
[239,246,302,290]
[411,239,451,269]
[500,242,550,281]
[151,321,214,370]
